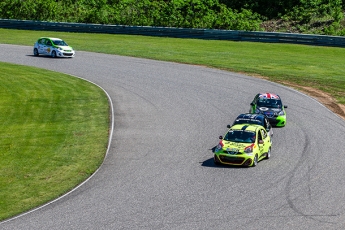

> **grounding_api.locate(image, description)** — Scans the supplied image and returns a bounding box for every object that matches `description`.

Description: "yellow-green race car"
[214,124,271,167]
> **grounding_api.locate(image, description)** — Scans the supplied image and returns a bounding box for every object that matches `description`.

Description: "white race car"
[33,37,75,58]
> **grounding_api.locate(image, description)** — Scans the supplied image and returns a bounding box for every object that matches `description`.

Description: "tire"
[265,148,271,159]
[214,155,221,165]
[51,50,57,58]
[33,48,39,56]
[252,154,258,167]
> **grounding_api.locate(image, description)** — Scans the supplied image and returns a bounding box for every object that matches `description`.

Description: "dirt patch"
[279,81,345,120]
[219,69,345,121]
[260,19,334,34]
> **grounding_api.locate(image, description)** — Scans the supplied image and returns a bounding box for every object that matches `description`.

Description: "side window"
[39,39,44,45]
[258,130,263,141]
[46,40,52,46]
[261,129,267,139]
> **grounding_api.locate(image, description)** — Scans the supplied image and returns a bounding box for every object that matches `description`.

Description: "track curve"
[1,44,345,230]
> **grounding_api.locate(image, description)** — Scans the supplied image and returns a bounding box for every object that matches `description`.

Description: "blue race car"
[231,113,273,138]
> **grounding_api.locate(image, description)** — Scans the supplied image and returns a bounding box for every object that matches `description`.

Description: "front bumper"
[214,153,253,166]
[56,50,75,58]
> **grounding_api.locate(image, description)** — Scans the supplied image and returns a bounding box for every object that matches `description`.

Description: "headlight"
[215,142,223,151]
[244,144,254,154]
[255,109,261,113]
[278,110,285,115]
[58,47,63,51]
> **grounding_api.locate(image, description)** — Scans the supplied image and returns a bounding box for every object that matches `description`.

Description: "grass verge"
[0,62,109,220]
[1,28,344,106]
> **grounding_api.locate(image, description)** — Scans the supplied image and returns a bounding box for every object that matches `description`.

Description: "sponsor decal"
[226,148,238,152]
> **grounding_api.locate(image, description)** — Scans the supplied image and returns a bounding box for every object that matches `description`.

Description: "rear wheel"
[51,50,57,58]
[33,48,39,56]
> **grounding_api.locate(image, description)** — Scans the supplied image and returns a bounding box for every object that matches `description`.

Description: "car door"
[45,39,53,55]
[257,128,270,158]
[38,39,46,54]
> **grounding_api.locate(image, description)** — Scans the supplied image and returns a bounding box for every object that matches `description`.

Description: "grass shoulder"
[0,62,110,220]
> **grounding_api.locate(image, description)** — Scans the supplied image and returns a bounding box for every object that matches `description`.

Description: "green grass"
[0,62,109,220]
[1,28,344,103]
[0,27,345,220]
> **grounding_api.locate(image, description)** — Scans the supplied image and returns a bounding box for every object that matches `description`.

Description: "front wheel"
[214,155,221,166]
[33,48,39,56]
[51,50,57,58]
[265,148,271,159]
[252,154,258,167]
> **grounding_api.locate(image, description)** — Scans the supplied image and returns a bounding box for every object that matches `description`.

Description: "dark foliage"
[0,0,344,34]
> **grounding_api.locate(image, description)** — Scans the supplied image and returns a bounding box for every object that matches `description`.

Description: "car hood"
[217,140,255,154]
[257,107,282,117]
[56,45,73,50]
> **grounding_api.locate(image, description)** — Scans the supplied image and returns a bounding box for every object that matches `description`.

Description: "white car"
[33,37,75,58]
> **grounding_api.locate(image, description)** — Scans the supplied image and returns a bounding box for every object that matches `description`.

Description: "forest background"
[1,0,345,36]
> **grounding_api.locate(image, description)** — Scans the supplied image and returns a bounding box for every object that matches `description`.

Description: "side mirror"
[284,105,288,108]
[250,103,254,106]
[227,124,231,128]
[219,136,223,140]
[258,140,264,144]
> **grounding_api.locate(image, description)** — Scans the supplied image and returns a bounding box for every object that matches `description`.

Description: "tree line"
[0,0,344,34]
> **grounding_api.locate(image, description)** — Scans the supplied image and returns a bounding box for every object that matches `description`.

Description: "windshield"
[257,98,282,108]
[224,130,256,143]
[52,40,68,46]
[233,119,262,126]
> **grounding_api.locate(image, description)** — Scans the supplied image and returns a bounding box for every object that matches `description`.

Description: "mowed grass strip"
[0,62,109,220]
[0,28,345,104]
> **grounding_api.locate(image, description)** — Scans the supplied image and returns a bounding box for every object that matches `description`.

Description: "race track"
[1,44,345,230]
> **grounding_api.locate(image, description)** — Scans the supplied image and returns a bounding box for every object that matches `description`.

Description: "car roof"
[258,92,281,100]
[230,124,262,132]
[39,37,63,41]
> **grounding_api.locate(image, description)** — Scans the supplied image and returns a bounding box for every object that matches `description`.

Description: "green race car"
[214,124,271,167]
[250,93,287,127]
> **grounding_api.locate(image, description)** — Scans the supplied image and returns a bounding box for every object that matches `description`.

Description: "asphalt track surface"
[1,44,345,230]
